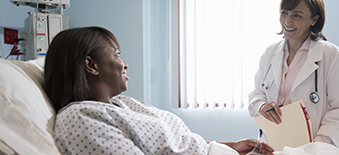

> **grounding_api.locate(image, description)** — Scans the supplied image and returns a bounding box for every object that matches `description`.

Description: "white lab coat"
[248,38,339,147]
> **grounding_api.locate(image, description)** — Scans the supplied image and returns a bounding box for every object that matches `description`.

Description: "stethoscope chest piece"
[310,92,319,103]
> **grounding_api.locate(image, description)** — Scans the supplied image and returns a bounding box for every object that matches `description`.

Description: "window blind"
[179,0,282,109]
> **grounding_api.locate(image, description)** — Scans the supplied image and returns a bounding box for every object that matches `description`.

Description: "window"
[179,0,282,109]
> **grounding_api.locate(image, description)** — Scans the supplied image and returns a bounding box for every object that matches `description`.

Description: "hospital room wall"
[0,2,34,60]
[1,0,338,142]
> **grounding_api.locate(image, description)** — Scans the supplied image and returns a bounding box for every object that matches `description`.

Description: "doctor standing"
[248,0,339,147]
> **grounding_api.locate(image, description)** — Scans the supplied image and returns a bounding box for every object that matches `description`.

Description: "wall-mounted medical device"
[24,12,69,60]
[10,0,70,60]
[10,0,70,9]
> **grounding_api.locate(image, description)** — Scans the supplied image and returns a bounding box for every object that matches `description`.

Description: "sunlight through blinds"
[179,0,282,109]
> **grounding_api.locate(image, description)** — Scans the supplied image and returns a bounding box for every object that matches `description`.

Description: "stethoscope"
[310,62,319,103]
[261,62,319,104]
[261,64,274,90]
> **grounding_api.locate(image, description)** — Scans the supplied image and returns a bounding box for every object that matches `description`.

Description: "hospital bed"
[0,57,60,155]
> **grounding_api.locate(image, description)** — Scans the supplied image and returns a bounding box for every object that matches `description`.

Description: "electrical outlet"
[20,31,26,47]
[4,28,18,45]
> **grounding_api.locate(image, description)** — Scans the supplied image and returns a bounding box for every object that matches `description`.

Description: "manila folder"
[254,100,312,151]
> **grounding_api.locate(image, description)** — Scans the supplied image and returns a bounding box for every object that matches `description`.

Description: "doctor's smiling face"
[279,0,319,43]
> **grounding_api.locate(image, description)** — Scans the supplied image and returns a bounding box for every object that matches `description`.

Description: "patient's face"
[96,43,129,96]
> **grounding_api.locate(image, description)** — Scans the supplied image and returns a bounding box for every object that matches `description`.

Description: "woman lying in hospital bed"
[43,26,274,155]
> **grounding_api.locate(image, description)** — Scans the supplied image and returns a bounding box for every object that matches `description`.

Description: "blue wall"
[1,0,338,142]
[0,2,34,60]
[323,0,339,43]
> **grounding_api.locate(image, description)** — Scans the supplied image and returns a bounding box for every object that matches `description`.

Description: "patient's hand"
[220,139,274,155]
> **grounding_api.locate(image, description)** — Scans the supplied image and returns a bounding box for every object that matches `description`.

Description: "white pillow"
[0,58,61,155]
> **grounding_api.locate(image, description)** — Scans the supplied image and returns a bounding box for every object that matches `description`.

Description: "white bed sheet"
[208,141,339,155]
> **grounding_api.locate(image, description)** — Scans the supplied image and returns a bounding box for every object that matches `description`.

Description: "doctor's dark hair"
[44,26,120,112]
[278,0,326,41]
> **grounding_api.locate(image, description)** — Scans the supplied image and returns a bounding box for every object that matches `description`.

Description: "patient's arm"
[218,139,274,155]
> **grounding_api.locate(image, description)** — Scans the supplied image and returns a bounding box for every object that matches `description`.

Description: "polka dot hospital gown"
[54,95,208,155]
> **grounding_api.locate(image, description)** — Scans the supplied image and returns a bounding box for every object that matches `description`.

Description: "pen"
[265,104,283,112]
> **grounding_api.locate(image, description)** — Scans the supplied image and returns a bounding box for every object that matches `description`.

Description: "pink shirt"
[277,37,310,106]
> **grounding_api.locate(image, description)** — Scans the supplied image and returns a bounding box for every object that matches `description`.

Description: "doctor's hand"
[220,139,274,155]
[259,102,282,124]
